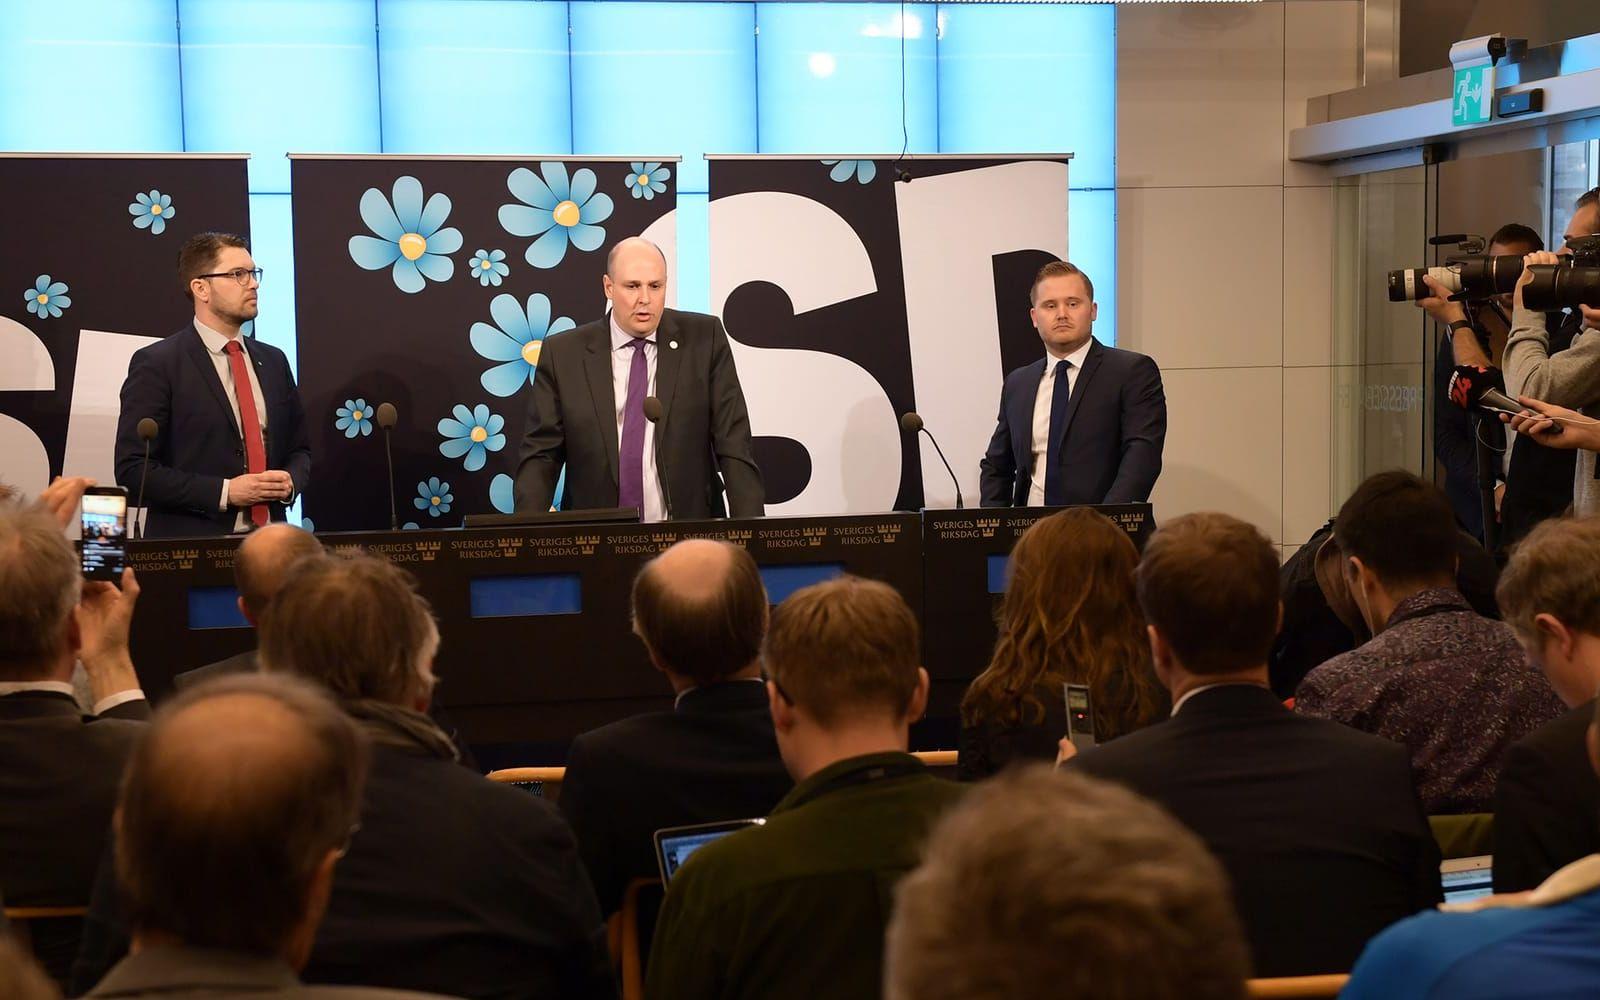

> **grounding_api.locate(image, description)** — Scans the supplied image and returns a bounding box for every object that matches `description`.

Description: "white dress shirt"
[0,680,146,716]
[1027,338,1094,507]
[193,319,269,532]
[609,315,666,522]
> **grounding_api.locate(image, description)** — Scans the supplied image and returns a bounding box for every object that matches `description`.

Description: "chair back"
[1246,973,1349,998]
[613,877,661,1000]
[2,905,89,957]
[485,765,566,802]
[1429,813,1493,860]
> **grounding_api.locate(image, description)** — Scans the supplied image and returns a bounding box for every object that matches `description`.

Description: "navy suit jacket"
[979,338,1166,507]
[114,324,310,538]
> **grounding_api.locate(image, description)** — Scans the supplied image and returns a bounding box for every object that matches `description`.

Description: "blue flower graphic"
[129,190,175,234]
[299,516,316,532]
[823,159,877,184]
[349,176,463,294]
[469,292,576,397]
[498,162,614,269]
[334,398,374,438]
[626,162,671,201]
[468,248,510,287]
[437,403,506,472]
[490,474,515,514]
[22,275,70,318]
[414,477,453,518]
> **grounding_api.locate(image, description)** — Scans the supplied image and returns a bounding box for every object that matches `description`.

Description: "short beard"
[214,302,258,330]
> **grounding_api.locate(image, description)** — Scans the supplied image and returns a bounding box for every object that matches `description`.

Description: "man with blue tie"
[114,233,310,538]
[514,237,764,520]
[980,261,1166,508]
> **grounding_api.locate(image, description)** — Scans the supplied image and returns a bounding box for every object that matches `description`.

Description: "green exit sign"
[1453,64,1494,126]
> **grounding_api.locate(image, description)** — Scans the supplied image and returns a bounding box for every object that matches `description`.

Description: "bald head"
[631,539,767,687]
[606,236,667,276]
[604,237,669,337]
[117,673,366,961]
[236,524,323,623]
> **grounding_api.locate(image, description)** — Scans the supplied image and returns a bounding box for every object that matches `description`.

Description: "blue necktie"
[1043,358,1073,505]
[618,339,649,511]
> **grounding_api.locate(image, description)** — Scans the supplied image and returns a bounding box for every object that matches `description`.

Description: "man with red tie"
[114,233,310,538]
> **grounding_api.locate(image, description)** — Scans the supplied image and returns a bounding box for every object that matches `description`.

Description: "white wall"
[1115,1,1362,559]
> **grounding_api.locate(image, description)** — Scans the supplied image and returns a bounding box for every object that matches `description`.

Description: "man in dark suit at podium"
[980,261,1166,507]
[514,237,763,520]
[115,232,310,538]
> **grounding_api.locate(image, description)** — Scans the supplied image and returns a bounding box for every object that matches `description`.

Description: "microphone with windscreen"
[133,418,158,539]
[900,412,964,509]
[375,403,400,529]
[642,396,673,519]
[1447,366,1556,431]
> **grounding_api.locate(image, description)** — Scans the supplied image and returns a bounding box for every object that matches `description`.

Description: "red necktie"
[223,340,269,527]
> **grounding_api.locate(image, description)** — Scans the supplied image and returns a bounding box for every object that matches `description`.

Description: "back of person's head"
[1333,470,1457,590]
[764,576,921,727]
[886,765,1249,1000]
[632,539,767,685]
[1136,512,1279,677]
[963,508,1159,737]
[1498,517,1600,702]
[259,553,438,706]
[116,673,367,961]
[1488,223,1542,253]
[235,524,324,621]
[0,505,81,681]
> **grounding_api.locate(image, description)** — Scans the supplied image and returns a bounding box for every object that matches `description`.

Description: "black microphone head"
[1448,365,1505,410]
[642,396,663,423]
[899,412,923,433]
[375,402,397,429]
[137,418,158,441]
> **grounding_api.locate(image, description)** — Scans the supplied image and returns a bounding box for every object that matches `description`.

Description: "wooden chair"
[1246,973,1348,998]
[911,750,956,768]
[484,766,566,802]
[611,878,659,1000]
[3,905,89,954]
[1429,813,1493,860]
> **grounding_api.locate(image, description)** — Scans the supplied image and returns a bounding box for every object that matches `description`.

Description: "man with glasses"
[115,232,310,537]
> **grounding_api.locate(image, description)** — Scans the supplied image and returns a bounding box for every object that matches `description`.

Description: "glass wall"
[0,0,1116,368]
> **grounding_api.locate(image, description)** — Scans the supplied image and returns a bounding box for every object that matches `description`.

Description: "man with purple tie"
[513,237,764,520]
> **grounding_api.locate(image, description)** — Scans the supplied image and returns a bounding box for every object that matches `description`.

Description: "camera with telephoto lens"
[1522,235,1600,311]
[1387,235,1524,303]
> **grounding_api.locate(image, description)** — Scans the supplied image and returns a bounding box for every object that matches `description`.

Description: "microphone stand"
[919,428,964,510]
[134,439,151,540]
[1473,412,1500,552]
[382,425,398,531]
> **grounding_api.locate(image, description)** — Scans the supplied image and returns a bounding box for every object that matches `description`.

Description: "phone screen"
[81,490,128,581]
[1064,683,1097,749]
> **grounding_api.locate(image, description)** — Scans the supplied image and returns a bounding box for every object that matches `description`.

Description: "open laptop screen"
[654,819,765,884]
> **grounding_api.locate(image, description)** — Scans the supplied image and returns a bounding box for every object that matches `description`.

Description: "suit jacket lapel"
[654,310,683,431]
[1056,339,1104,449]
[181,324,242,437]
[1009,357,1046,477]
[584,324,619,485]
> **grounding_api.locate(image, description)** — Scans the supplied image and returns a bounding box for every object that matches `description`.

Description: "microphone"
[1447,366,1560,433]
[134,418,157,540]
[642,396,673,520]
[900,412,964,509]
[375,403,399,529]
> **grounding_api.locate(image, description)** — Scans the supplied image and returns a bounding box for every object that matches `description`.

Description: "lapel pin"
[669,340,679,350]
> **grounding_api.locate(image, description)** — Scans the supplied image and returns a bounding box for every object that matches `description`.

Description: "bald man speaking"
[514,238,765,520]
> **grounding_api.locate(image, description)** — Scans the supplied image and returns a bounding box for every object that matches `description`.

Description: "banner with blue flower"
[292,155,676,530]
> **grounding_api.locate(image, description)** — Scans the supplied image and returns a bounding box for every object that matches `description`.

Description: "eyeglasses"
[196,267,264,287]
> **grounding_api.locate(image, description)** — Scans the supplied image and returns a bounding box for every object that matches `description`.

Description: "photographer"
[1417,224,1542,542]
[1508,187,1600,524]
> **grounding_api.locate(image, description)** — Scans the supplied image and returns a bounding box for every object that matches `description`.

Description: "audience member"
[84,673,440,1000]
[0,488,146,984]
[1492,516,1600,892]
[1067,512,1441,977]
[1344,692,1600,999]
[172,523,323,688]
[885,765,1249,1000]
[958,508,1165,780]
[559,539,791,916]
[1270,517,1500,699]
[647,577,965,1000]
[1296,471,1563,813]
[1,936,63,1000]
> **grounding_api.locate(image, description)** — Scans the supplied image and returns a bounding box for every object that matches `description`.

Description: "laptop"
[1441,855,1494,905]
[654,818,765,884]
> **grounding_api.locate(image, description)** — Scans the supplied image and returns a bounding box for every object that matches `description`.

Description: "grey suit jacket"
[513,309,764,520]
[86,946,450,1000]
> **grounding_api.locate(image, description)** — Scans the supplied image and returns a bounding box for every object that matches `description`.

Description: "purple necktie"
[618,338,649,511]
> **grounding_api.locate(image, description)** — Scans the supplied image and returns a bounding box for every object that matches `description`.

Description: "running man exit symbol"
[1453,64,1493,126]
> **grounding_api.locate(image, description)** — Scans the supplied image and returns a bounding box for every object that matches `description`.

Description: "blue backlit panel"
[1068,188,1116,347]
[759,562,845,604]
[178,0,380,193]
[756,3,937,155]
[189,585,249,629]
[986,553,1010,595]
[471,573,583,618]
[675,193,709,313]
[247,193,298,372]
[0,1,182,151]
[936,3,1115,189]
[376,0,571,155]
[570,2,756,192]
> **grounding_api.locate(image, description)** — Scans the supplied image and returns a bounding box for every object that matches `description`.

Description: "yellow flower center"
[151,204,163,216]
[637,175,649,186]
[521,340,541,365]
[552,200,581,228]
[398,232,428,260]
[351,410,364,421]
[470,426,488,443]
[430,495,441,506]
[35,293,48,304]
[479,260,490,270]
